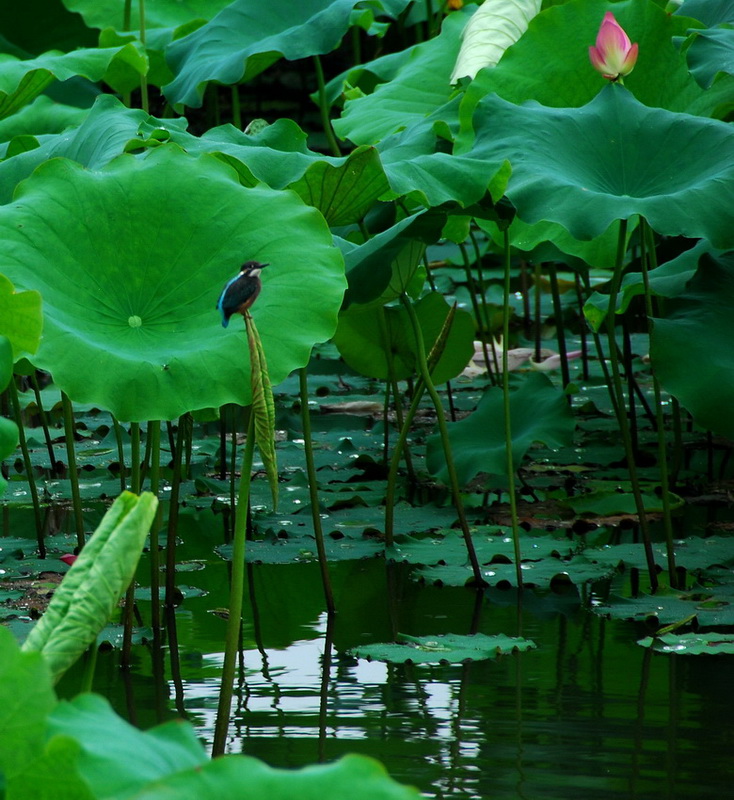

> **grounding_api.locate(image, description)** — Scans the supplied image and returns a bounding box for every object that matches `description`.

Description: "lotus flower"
[60,553,78,566]
[589,12,638,83]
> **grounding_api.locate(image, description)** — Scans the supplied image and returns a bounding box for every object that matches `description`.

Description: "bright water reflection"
[94,553,734,800]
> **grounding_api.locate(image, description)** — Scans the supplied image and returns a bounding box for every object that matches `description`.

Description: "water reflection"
[101,557,733,800]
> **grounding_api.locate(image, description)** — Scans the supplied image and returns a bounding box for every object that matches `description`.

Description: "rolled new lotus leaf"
[22,491,158,683]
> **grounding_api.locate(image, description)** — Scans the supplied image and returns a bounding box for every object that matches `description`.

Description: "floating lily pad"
[638,632,734,655]
[593,584,734,627]
[416,555,616,589]
[588,538,734,573]
[350,632,536,664]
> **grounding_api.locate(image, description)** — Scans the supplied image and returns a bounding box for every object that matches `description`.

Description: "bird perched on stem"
[217,261,268,327]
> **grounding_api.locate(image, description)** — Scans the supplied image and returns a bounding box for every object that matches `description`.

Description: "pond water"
[35,506,733,800]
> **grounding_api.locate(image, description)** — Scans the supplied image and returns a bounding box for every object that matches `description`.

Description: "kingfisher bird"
[217,261,268,327]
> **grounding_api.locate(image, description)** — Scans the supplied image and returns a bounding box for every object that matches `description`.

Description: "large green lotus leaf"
[283,146,389,226]
[458,0,709,123]
[0,627,56,782]
[22,492,158,683]
[478,217,625,270]
[465,86,734,249]
[0,334,11,390]
[164,0,372,108]
[583,239,711,331]
[0,273,42,358]
[686,27,734,89]
[0,94,156,203]
[426,372,575,486]
[128,753,421,800]
[375,98,507,208]
[677,0,734,26]
[334,7,472,145]
[0,95,87,143]
[651,251,734,438]
[338,211,436,308]
[47,694,207,796]
[5,736,94,800]
[638,632,734,655]
[334,291,475,383]
[589,537,734,572]
[351,633,536,664]
[62,0,230,31]
[0,44,147,120]
[0,148,345,421]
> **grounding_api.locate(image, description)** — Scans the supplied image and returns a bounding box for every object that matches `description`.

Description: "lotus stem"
[29,372,58,472]
[113,417,127,492]
[213,413,255,756]
[604,220,658,592]
[138,0,149,114]
[148,420,162,633]
[573,272,590,381]
[7,379,45,556]
[501,229,522,589]
[534,262,542,362]
[459,241,495,385]
[164,418,185,608]
[640,218,678,588]
[298,368,335,614]
[400,293,485,586]
[61,391,85,551]
[121,421,142,668]
[312,55,341,157]
[547,263,571,394]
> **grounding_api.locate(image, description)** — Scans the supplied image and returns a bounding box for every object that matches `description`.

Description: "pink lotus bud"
[589,12,638,82]
[60,553,78,566]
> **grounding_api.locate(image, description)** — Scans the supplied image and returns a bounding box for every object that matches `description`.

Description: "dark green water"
[38,507,733,800]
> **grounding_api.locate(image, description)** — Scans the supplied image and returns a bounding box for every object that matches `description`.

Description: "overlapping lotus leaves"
[61,0,231,32]
[676,0,734,27]
[0,146,346,421]
[457,0,709,118]
[651,251,734,438]
[685,27,734,88]
[334,7,472,145]
[164,0,379,108]
[334,292,475,384]
[0,44,147,120]
[465,86,734,249]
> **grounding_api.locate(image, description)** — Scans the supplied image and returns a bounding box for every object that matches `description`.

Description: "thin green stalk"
[533,262,542,362]
[390,378,415,478]
[122,422,141,669]
[299,368,335,614]
[312,55,341,157]
[622,319,639,458]
[400,294,484,585]
[165,419,186,608]
[604,220,658,592]
[212,414,255,756]
[113,417,127,492]
[8,379,45,556]
[459,241,495,385]
[501,230,522,589]
[547,263,571,393]
[384,379,426,545]
[148,420,162,633]
[138,0,149,113]
[574,272,590,382]
[640,219,678,588]
[61,392,85,551]
[29,372,58,472]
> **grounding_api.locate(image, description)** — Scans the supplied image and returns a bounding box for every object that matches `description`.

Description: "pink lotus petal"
[60,553,78,566]
[589,13,638,81]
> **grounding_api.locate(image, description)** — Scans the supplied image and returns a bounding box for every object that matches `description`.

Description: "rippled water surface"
[50,508,734,800]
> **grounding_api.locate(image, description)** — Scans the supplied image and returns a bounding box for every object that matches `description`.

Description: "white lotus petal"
[450,0,542,83]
